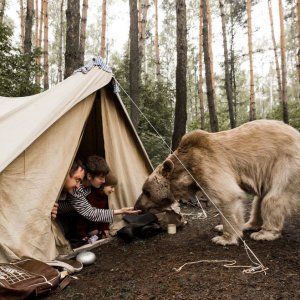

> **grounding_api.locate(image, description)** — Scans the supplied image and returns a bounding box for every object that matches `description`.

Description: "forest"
[0,0,299,167]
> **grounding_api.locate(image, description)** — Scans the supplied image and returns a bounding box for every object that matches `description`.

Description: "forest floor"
[47,201,300,300]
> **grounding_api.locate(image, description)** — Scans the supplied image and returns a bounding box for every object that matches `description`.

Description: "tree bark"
[268,0,282,103]
[35,0,38,49]
[34,0,39,83]
[296,0,300,100]
[0,0,6,24]
[219,0,235,128]
[36,0,44,85]
[79,0,88,65]
[43,0,49,89]
[246,0,256,121]
[129,0,140,129]
[207,0,216,110]
[203,0,218,132]
[58,0,64,82]
[154,0,161,80]
[138,0,149,75]
[64,0,81,78]
[100,0,106,58]
[20,0,25,52]
[172,0,187,150]
[229,4,237,122]
[278,0,288,123]
[198,0,205,130]
[38,0,43,49]
[24,0,34,54]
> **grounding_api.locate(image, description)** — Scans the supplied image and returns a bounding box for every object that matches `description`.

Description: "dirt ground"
[47,201,300,300]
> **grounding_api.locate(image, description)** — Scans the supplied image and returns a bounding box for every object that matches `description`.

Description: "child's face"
[103,185,115,196]
[87,173,106,188]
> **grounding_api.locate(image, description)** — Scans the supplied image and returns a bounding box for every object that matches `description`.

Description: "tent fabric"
[0,67,152,262]
[101,88,151,233]
[0,68,112,172]
[0,94,95,262]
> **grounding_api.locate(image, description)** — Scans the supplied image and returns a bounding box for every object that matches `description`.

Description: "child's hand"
[51,203,58,219]
[114,207,141,215]
[122,207,142,214]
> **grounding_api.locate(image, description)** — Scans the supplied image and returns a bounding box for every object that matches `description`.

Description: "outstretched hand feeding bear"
[135,120,300,246]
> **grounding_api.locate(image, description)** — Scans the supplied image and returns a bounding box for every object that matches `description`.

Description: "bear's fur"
[135,120,300,245]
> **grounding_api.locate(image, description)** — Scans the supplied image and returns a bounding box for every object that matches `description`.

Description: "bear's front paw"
[211,235,239,246]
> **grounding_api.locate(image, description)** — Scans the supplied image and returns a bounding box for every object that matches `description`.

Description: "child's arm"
[113,207,141,215]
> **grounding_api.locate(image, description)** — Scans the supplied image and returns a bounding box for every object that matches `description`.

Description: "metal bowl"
[76,251,96,265]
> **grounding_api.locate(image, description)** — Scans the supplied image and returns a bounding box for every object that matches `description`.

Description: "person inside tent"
[76,171,118,241]
[52,155,140,246]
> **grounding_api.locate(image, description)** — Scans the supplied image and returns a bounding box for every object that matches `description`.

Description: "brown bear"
[135,120,300,245]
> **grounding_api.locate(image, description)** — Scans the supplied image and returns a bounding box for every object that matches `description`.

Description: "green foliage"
[138,76,174,167]
[111,51,174,167]
[0,24,41,97]
[267,100,300,131]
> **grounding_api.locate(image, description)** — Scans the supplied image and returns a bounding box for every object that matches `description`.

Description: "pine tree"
[0,0,6,25]
[268,0,282,104]
[100,0,106,58]
[219,0,235,128]
[64,0,81,78]
[43,0,49,89]
[279,0,288,123]
[129,0,140,129]
[203,0,218,132]
[246,0,256,121]
[79,0,88,65]
[172,0,187,149]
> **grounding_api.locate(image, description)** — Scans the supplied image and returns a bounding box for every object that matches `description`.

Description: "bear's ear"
[162,159,174,177]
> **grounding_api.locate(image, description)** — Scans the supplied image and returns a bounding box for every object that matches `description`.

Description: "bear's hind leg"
[250,193,288,241]
[243,196,263,231]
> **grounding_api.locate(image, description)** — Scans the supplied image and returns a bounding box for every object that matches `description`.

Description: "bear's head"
[134,156,199,212]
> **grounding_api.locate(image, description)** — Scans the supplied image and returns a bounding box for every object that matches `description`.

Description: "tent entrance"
[77,90,106,161]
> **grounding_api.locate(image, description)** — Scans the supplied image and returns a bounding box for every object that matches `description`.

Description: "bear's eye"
[143,189,150,198]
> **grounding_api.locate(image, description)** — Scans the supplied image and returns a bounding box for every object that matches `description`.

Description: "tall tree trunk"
[246,0,256,121]
[203,0,218,132]
[279,0,288,123]
[207,0,216,110]
[297,0,300,99]
[172,0,187,150]
[229,4,237,121]
[24,0,34,54]
[154,0,161,80]
[64,0,81,79]
[43,0,49,89]
[198,0,205,130]
[36,0,44,85]
[79,0,88,65]
[0,0,6,24]
[58,0,64,82]
[219,0,235,128]
[20,0,25,52]
[34,0,39,81]
[129,0,140,129]
[100,0,106,58]
[138,0,149,75]
[35,0,38,49]
[268,0,282,103]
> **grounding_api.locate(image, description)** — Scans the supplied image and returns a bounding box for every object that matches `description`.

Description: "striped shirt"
[58,184,114,223]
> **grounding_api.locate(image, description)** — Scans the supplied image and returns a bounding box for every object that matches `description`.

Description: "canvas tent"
[0,65,153,263]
